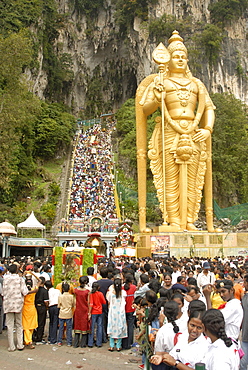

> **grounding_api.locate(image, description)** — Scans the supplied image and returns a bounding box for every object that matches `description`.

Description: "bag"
[238,347,245,359]
[232,338,245,359]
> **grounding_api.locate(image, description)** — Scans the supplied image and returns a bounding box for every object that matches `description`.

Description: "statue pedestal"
[156,224,181,232]
[135,231,248,258]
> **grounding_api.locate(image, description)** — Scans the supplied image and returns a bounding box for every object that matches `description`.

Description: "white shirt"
[31,272,40,287]
[154,317,184,353]
[48,287,61,306]
[40,271,51,282]
[176,311,188,333]
[203,338,240,370]
[172,271,181,285]
[87,275,97,288]
[197,271,215,289]
[170,332,209,367]
[221,299,243,340]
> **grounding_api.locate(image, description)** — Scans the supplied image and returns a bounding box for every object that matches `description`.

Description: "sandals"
[116,348,122,352]
[108,347,114,352]
[27,343,35,349]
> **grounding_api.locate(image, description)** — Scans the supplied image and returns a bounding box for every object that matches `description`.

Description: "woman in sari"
[22,271,41,349]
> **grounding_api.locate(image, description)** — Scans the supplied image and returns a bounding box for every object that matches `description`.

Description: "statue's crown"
[167,30,187,55]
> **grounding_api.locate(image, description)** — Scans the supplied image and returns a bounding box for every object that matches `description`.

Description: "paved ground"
[0,328,142,370]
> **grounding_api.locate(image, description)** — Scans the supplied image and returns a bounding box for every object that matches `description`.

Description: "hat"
[26,265,33,271]
[203,262,210,269]
[0,266,4,272]
[172,283,188,293]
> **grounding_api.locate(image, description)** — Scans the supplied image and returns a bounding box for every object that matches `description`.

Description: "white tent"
[17,211,45,237]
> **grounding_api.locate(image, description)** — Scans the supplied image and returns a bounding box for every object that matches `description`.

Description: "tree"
[34,103,76,159]
[0,33,41,203]
[211,93,248,206]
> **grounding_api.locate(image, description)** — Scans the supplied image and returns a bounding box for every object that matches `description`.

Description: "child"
[57,282,75,347]
[135,298,149,369]
[88,282,106,348]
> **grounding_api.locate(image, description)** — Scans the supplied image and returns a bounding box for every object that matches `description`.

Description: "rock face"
[30,0,248,113]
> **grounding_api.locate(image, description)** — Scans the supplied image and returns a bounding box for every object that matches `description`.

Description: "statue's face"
[169,50,188,73]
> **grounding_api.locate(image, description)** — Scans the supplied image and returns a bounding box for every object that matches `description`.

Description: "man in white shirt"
[31,264,41,287]
[197,262,215,290]
[171,263,181,285]
[45,281,61,345]
[87,267,96,288]
[3,264,28,351]
[40,265,51,282]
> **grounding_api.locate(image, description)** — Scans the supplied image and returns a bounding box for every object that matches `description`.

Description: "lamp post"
[122,206,125,222]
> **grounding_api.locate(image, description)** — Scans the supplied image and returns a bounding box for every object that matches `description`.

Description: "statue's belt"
[177,119,194,130]
[164,119,198,134]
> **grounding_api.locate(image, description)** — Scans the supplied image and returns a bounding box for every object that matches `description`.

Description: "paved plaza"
[0,328,141,370]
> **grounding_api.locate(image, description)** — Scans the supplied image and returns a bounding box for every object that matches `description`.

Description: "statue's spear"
[152,43,170,225]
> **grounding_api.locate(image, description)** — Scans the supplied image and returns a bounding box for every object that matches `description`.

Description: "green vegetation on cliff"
[0,29,75,227]
[209,0,248,25]
[212,93,248,207]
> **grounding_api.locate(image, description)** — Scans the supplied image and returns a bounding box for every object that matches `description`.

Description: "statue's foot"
[207,227,223,232]
[144,227,152,233]
[170,223,181,231]
[186,223,198,231]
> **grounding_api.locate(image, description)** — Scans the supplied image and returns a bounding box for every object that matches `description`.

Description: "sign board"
[150,235,170,257]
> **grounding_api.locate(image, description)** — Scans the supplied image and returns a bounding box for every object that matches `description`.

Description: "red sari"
[74,288,90,333]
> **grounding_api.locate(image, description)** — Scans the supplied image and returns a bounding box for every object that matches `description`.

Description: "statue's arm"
[192,82,215,143]
[141,82,160,117]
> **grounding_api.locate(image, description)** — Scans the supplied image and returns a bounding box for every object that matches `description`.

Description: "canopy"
[17,211,45,230]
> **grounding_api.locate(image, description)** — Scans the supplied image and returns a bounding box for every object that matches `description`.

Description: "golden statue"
[136,31,219,233]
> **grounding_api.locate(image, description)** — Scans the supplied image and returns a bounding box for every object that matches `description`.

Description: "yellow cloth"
[24,329,34,345]
[210,291,225,309]
[22,291,38,330]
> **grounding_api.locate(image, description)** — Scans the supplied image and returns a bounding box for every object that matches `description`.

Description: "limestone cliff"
[30,0,248,114]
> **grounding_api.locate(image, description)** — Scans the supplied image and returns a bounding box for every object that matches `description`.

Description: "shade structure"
[0,221,17,236]
[17,211,45,237]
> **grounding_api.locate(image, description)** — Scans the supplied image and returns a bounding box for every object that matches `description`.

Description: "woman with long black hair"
[107,278,127,351]
[153,301,181,356]
[73,276,90,348]
[122,273,136,350]
[201,309,240,370]
[151,310,209,369]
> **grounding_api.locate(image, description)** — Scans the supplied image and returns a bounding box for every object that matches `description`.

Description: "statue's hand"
[153,85,163,102]
[154,76,164,92]
[192,129,210,142]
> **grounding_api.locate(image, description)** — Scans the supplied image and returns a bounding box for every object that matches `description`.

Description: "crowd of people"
[0,254,248,370]
[69,123,117,226]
